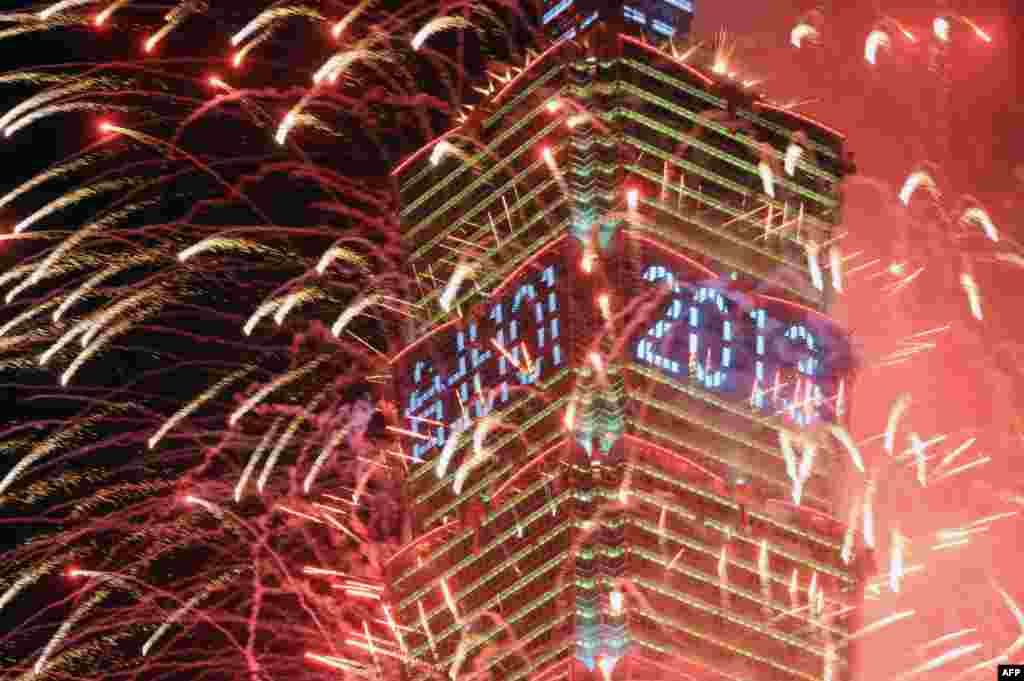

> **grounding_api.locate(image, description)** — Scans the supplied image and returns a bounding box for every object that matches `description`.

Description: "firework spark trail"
[829,246,844,292]
[0,300,58,338]
[9,201,155,305]
[961,206,998,242]
[0,560,60,615]
[143,2,196,54]
[94,0,132,26]
[790,23,817,48]
[453,415,498,494]
[141,590,205,657]
[13,178,138,235]
[230,5,323,47]
[960,273,983,320]
[440,262,475,313]
[865,30,891,65]
[232,29,271,67]
[235,419,283,503]
[63,314,150,386]
[257,390,327,493]
[889,528,904,593]
[0,151,109,210]
[228,356,327,427]
[53,251,162,323]
[846,609,915,640]
[331,293,380,337]
[885,393,911,455]
[863,480,876,548]
[302,417,352,495]
[411,16,472,51]
[272,287,322,326]
[316,243,370,275]
[6,101,133,137]
[899,170,937,206]
[178,236,279,263]
[312,44,393,85]
[79,284,165,348]
[892,643,983,681]
[0,79,100,135]
[332,0,373,38]
[38,318,91,367]
[34,587,110,675]
[992,580,1024,657]
[0,411,110,496]
[436,422,466,479]
[150,366,256,450]
[38,0,100,20]
[910,432,927,486]
[829,425,864,473]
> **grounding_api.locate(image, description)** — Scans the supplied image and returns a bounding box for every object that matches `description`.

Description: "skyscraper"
[541,0,695,44]
[385,13,863,681]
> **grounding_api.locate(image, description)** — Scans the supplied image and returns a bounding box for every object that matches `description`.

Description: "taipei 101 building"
[382,1,867,679]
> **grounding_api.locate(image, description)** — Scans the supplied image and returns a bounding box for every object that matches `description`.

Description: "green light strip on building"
[395,487,573,597]
[627,392,827,497]
[631,546,850,638]
[416,522,571,628]
[401,100,554,218]
[626,195,823,307]
[619,57,842,165]
[631,636,748,681]
[619,57,727,109]
[619,103,837,210]
[627,414,832,515]
[409,158,560,263]
[632,576,836,660]
[628,513,852,584]
[405,119,566,235]
[626,461,843,553]
[474,618,573,681]
[410,562,570,659]
[484,64,567,129]
[617,57,841,163]
[608,486,698,523]
[631,608,824,681]
[626,363,838,503]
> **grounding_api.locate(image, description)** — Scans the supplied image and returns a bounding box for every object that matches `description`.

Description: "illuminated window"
[662,0,694,12]
[652,19,675,37]
[624,6,647,24]
[543,0,573,25]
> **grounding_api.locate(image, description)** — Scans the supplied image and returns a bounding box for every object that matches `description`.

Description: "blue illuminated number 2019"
[634,265,734,389]
[406,263,562,462]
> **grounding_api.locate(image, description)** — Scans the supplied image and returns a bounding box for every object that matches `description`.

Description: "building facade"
[385,14,863,681]
[541,0,695,44]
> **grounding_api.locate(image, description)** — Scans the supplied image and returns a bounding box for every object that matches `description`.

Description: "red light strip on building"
[624,434,724,485]
[492,234,568,297]
[755,294,838,325]
[619,33,715,87]
[390,127,461,178]
[626,232,719,279]
[388,318,460,366]
[754,102,847,140]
